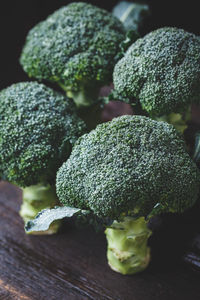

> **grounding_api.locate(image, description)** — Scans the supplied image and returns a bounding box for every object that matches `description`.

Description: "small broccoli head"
[113,27,200,117]
[0,81,86,187]
[56,115,200,220]
[20,2,125,99]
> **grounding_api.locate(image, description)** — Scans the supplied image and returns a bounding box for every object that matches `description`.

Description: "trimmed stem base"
[105,217,152,275]
[20,183,61,235]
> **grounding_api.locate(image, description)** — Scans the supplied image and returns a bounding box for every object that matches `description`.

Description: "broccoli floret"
[20,2,125,109]
[54,115,200,274]
[0,81,86,233]
[113,27,200,132]
[56,115,199,217]
[0,81,86,186]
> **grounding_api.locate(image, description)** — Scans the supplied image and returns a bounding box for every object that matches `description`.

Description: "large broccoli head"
[113,27,200,117]
[20,2,125,99]
[56,115,200,220]
[0,81,86,187]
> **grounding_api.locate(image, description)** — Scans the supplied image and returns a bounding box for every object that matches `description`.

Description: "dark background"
[0,0,199,91]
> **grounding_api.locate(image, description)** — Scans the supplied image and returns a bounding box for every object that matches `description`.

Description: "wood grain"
[1,181,200,300]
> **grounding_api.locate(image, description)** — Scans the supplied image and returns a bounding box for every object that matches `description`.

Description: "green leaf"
[193,132,200,164]
[112,1,150,32]
[25,206,87,233]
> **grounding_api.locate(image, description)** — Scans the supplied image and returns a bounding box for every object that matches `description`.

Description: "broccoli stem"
[66,87,100,108]
[105,216,152,275]
[20,183,61,235]
[59,83,103,129]
[67,87,103,130]
[155,106,191,133]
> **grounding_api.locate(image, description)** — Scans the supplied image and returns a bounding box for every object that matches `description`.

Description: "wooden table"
[1,181,200,300]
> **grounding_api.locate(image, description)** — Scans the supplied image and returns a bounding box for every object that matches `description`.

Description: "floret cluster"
[57,115,200,219]
[113,27,200,116]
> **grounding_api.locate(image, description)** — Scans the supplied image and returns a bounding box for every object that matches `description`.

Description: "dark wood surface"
[1,181,200,300]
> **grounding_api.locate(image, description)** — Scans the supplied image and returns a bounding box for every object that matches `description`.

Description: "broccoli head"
[54,115,200,274]
[56,115,199,219]
[113,27,200,131]
[20,2,125,107]
[0,81,86,187]
[0,81,86,232]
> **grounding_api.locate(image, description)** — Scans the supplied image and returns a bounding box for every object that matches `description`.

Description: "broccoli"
[20,2,125,111]
[26,115,200,274]
[113,27,200,132]
[0,81,86,234]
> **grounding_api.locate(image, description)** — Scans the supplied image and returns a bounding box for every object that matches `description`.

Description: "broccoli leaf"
[193,132,200,165]
[25,206,88,233]
[112,1,150,32]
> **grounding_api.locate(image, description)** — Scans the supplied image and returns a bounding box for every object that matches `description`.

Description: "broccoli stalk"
[60,84,100,109]
[20,183,61,235]
[60,82,102,129]
[24,115,200,274]
[105,217,152,274]
[155,106,192,134]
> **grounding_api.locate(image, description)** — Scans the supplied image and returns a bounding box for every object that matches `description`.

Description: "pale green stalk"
[20,183,61,235]
[105,217,152,275]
